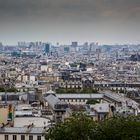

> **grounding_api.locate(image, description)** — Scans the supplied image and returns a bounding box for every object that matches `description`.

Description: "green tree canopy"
[45,113,140,140]
[56,87,98,94]
[86,99,100,104]
[95,115,140,140]
[45,113,96,140]
[0,86,18,92]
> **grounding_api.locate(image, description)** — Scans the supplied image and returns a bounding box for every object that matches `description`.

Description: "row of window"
[61,99,87,102]
[5,135,41,140]
[94,84,140,87]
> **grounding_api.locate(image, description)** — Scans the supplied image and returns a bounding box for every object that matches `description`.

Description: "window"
[5,135,8,140]
[29,135,33,140]
[37,136,41,140]
[13,135,17,140]
[21,135,25,140]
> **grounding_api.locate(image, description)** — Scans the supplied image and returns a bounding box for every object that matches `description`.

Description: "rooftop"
[14,117,50,127]
[0,127,46,134]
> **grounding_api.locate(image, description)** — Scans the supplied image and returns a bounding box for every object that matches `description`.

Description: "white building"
[0,127,46,140]
[40,65,48,72]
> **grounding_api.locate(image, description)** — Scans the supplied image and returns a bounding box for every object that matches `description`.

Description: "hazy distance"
[0,0,140,45]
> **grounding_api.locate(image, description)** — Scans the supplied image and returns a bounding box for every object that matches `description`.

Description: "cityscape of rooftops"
[1,0,140,140]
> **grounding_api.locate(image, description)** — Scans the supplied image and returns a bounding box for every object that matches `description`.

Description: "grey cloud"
[0,0,140,20]
[0,0,140,44]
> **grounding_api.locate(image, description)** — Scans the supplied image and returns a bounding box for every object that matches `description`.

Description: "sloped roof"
[46,90,56,94]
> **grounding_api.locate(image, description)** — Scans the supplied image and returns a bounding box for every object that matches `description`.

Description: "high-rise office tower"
[45,43,50,54]
[71,42,78,47]
[0,42,3,51]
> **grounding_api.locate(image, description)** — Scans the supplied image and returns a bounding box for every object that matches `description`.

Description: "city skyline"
[0,0,140,45]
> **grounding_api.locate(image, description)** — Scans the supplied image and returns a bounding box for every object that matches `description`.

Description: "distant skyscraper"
[64,47,70,53]
[0,42,2,46]
[0,42,3,51]
[96,48,101,60]
[18,41,27,47]
[71,42,78,47]
[89,42,98,52]
[71,42,78,52]
[45,43,50,54]
[84,42,88,47]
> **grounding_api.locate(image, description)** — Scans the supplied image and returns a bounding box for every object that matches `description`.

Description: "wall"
[0,134,45,140]
[0,108,8,124]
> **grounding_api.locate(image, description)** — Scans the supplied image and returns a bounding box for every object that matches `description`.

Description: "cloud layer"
[0,0,140,44]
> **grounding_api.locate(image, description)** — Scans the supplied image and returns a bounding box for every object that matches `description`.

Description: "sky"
[0,0,140,45]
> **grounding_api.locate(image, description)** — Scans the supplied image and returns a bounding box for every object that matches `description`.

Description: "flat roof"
[0,127,46,134]
[14,117,50,127]
[56,93,103,99]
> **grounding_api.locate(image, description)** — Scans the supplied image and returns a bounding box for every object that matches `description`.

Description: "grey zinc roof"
[45,94,68,110]
[0,127,46,134]
[45,94,61,109]
[56,94,103,99]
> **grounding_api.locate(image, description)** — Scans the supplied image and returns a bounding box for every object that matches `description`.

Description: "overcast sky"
[0,0,140,45]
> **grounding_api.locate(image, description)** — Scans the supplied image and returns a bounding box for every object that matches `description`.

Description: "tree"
[0,86,18,92]
[55,87,98,94]
[45,113,140,140]
[94,115,140,140]
[45,113,97,140]
[7,87,18,92]
[86,99,99,104]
